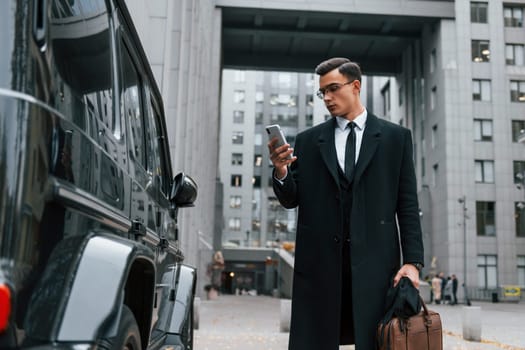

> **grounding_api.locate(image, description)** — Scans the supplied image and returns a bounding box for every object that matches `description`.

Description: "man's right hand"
[268,137,296,179]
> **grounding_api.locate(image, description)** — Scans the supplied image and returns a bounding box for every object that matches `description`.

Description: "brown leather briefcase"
[377,297,442,350]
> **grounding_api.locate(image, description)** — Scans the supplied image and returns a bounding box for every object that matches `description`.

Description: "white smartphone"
[265,124,292,160]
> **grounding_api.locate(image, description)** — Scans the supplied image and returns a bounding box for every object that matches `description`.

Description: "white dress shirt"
[275,109,368,182]
[334,109,367,171]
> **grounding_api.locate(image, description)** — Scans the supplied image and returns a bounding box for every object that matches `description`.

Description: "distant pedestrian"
[443,276,452,304]
[431,274,442,304]
[424,274,433,302]
[439,271,446,293]
[451,274,459,305]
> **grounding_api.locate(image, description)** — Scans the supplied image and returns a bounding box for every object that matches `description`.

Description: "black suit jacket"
[273,113,424,350]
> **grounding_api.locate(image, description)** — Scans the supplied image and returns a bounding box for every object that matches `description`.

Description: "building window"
[476,201,496,236]
[474,119,493,141]
[506,44,524,66]
[471,2,488,23]
[430,86,437,110]
[472,40,490,62]
[233,90,245,103]
[399,86,403,106]
[516,203,525,237]
[252,218,261,232]
[255,112,263,125]
[232,131,244,144]
[510,80,525,102]
[382,82,391,115]
[473,79,491,101]
[475,160,494,183]
[255,91,264,104]
[306,94,314,107]
[231,153,243,165]
[228,217,241,231]
[518,256,525,287]
[254,132,263,146]
[514,161,525,184]
[267,175,273,187]
[254,154,262,167]
[431,124,437,148]
[306,114,313,127]
[430,49,437,73]
[305,73,315,87]
[230,195,242,208]
[270,112,298,127]
[278,73,292,88]
[231,174,242,187]
[233,110,244,123]
[233,70,246,82]
[252,176,261,188]
[270,94,297,106]
[477,255,498,289]
[432,163,438,187]
[504,6,524,27]
[512,120,525,142]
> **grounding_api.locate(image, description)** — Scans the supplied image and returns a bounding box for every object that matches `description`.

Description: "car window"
[120,41,146,169]
[49,0,117,140]
[145,91,169,196]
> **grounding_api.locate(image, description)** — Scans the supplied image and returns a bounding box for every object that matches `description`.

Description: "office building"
[127,0,525,298]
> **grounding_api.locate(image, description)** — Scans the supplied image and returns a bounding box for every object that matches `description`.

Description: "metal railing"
[466,286,524,302]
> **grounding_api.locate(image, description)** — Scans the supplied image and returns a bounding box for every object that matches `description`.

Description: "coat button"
[333,236,340,243]
[345,238,351,244]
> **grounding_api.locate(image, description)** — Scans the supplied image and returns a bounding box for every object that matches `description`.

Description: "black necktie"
[344,122,356,178]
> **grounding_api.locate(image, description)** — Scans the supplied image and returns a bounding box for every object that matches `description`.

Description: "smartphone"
[265,124,292,160]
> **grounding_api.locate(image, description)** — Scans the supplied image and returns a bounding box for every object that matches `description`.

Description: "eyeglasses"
[316,81,354,99]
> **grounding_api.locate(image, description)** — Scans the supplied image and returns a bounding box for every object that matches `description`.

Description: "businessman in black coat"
[268,57,424,349]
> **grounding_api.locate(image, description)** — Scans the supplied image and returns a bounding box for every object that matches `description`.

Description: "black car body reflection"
[0,0,198,349]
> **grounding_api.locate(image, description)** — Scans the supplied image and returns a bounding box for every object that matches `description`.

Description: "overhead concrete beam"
[223,52,401,75]
[223,26,420,41]
[216,0,455,19]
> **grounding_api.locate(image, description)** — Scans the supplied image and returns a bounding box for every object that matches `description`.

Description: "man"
[451,274,459,305]
[432,274,442,305]
[443,276,453,304]
[268,57,424,349]
[439,271,447,301]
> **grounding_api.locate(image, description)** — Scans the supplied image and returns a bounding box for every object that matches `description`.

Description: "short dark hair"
[315,57,362,83]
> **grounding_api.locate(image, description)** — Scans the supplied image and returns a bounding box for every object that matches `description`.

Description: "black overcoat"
[273,113,424,350]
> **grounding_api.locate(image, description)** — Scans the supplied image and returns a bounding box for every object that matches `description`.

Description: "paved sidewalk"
[431,301,525,350]
[194,295,525,350]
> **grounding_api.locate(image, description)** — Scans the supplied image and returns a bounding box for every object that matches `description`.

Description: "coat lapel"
[354,113,381,186]
[318,119,340,187]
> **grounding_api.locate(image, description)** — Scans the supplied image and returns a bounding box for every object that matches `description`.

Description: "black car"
[0,0,198,349]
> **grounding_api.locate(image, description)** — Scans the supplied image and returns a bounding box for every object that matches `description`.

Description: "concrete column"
[280,299,291,332]
[462,306,481,341]
[193,297,200,330]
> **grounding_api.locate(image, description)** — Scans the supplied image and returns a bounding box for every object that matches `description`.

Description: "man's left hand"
[393,264,420,288]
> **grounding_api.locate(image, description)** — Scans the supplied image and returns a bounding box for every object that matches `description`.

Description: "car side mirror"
[170,172,197,208]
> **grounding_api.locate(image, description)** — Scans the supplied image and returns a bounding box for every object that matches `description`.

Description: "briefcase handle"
[418,295,434,328]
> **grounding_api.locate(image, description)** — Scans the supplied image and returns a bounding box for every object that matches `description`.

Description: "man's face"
[318,69,359,117]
